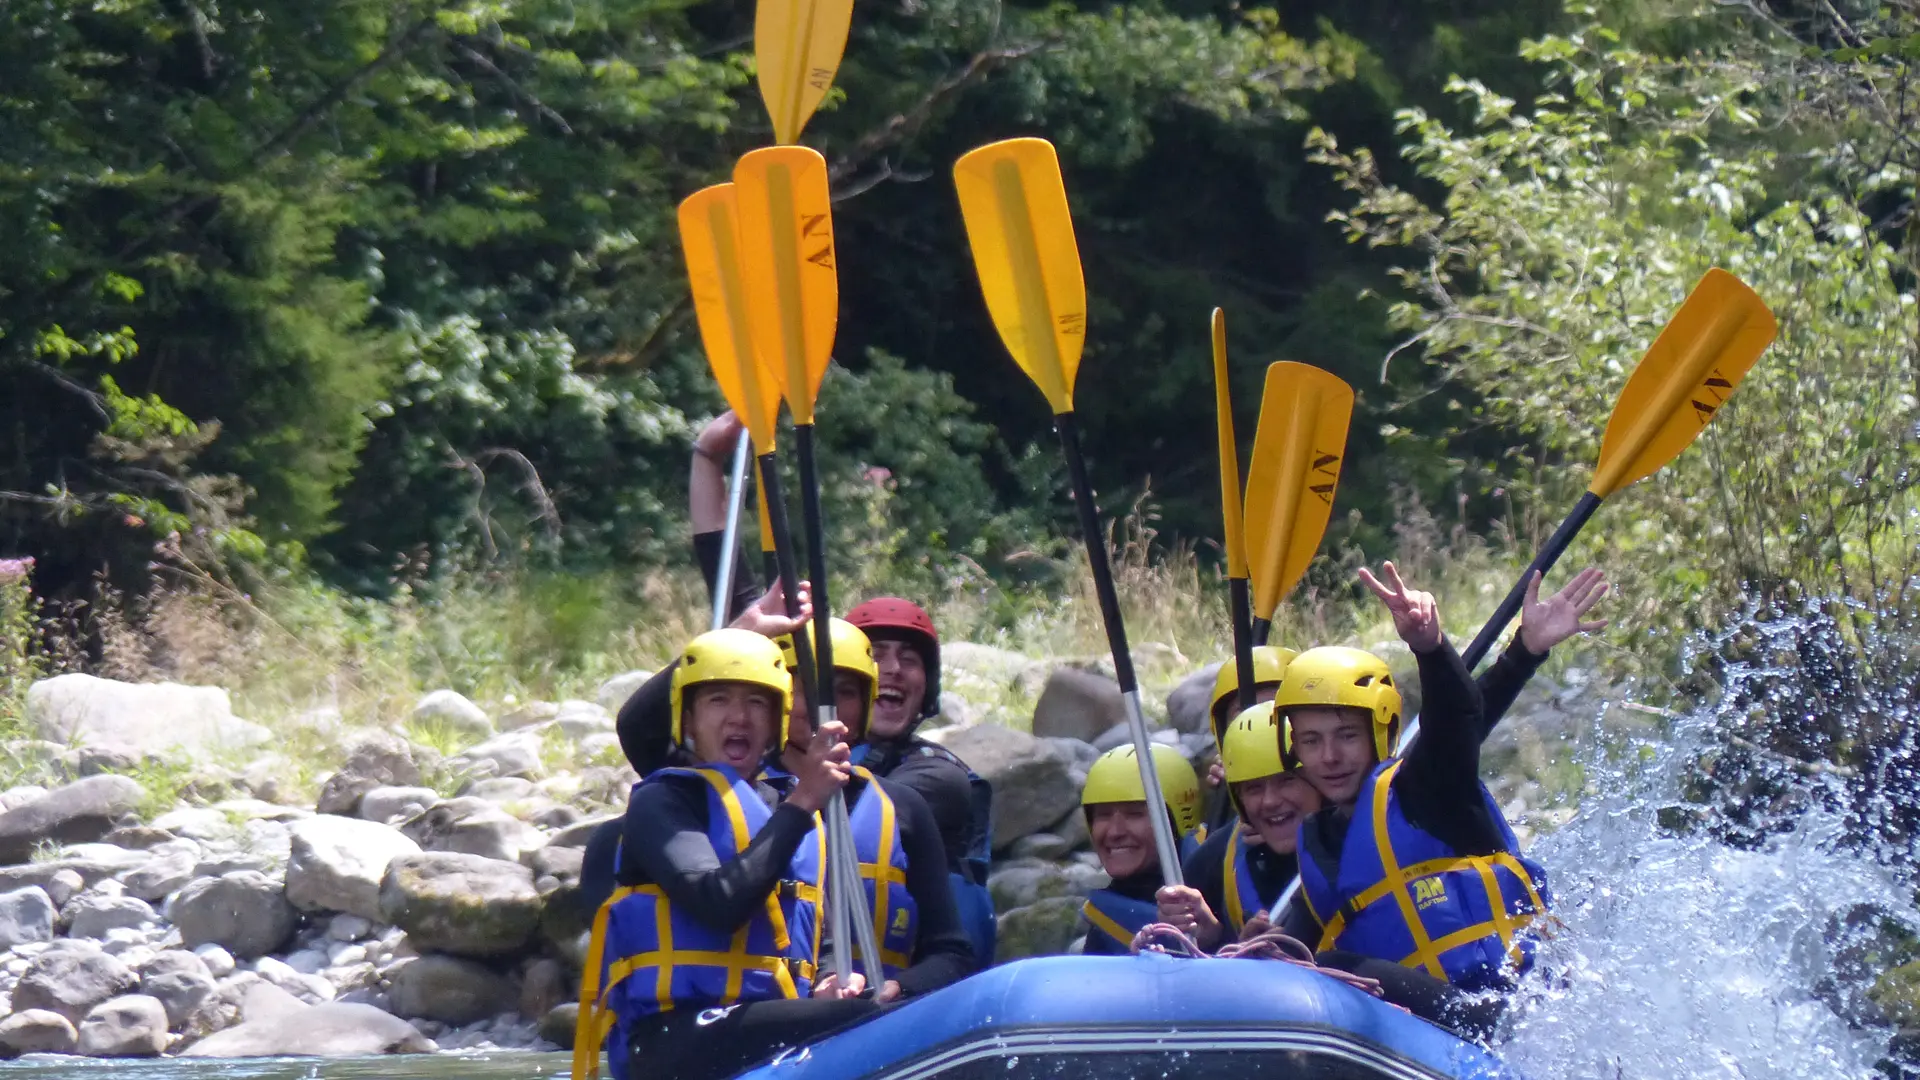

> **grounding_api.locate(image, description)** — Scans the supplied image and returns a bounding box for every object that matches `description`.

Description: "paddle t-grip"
[1055,413,1183,887]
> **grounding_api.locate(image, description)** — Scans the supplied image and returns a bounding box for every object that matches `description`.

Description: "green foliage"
[1308,13,1920,670]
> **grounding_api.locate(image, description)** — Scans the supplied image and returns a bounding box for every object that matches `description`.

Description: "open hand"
[731,579,813,639]
[1518,567,1610,655]
[1357,562,1442,653]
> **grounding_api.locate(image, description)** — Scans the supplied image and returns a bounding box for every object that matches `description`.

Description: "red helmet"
[845,597,941,722]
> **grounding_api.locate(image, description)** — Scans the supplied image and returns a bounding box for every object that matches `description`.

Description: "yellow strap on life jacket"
[1315,760,1548,981]
[1081,898,1135,951]
[1222,829,1248,931]
[852,767,913,970]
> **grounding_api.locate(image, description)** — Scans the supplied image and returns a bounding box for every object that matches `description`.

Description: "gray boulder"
[100,825,178,850]
[387,954,517,1024]
[12,941,139,1024]
[987,860,1074,913]
[315,731,424,816]
[138,950,217,1031]
[1031,667,1128,743]
[447,731,545,782]
[546,814,619,849]
[357,785,441,825]
[411,690,493,739]
[540,1002,579,1051]
[463,776,535,803]
[253,956,336,1005]
[0,1009,78,1056]
[1044,735,1101,772]
[939,724,1080,850]
[77,994,169,1057]
[1165,663,1224,736]
[64,891,159,938]
[378,852,541,959]
[996,896,1086,962]
[497,701,560,731]
[183,1001,437,1057]
[1006,832,1078,862]
[119,852,197,902]
[0,774,145,864]
[400,796,542,862]
[525,845,584,894]
[520,957,567,1019]
[0,885,56,948]
[596,670,653,712]
[553,699,615,739]
[25,673,269,757]
[168,871,296,959]
[285,814,422,922]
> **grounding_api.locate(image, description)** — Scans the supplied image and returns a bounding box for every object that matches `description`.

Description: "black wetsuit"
[615,767,972,1079]
[1182,825,1297,932]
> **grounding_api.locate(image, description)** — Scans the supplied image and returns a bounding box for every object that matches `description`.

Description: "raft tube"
[734,954,1525,1080]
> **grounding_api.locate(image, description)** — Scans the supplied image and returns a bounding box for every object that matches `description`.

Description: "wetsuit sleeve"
[616,664,679,777]
[1475,640,1549,740]
[692,529,763,625]
[1276,893,1322,943]
[1394,639,1485,812]
[887,781,976,996]
[882,752,974,873]
[622,777,817,934]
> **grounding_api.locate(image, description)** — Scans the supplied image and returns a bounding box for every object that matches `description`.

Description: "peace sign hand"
[1357,562,1443,653]
[1517,567,1610,655]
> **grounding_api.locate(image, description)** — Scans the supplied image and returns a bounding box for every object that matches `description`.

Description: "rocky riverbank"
[0,643,1600,1061]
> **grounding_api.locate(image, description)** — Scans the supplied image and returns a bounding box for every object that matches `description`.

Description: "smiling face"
[1233,772,1323,853]
[1287,706,1377,808]
[1089,801,1155,880]
[686,681,780,773]
[869,639,927,739]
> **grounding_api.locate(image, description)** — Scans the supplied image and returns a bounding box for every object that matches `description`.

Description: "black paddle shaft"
[794,425,836,720]
[1461,490,1604,670]
[755,453,819,709]
[1229,577,1256,720]
[1055,414,1138,694]
[1250,617,1271,648]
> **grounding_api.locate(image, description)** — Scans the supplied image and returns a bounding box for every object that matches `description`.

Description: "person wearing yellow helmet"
[1198,647,1295,828]
[1269,562,1607,1026]
[765,619,979,1001]
[576,628,866,1080]
[1155,701,1323,949]
[1075,744,1204,954]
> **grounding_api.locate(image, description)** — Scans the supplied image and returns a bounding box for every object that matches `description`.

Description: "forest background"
[2,0,1918,833]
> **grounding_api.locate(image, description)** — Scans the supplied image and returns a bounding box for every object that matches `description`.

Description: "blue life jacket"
[572,764,824,1080]
[1296,760,1551,991]
[1080,889,1158,955]
[1220,827,1275,935]
[854,740,997,967]
[844,767,920,981]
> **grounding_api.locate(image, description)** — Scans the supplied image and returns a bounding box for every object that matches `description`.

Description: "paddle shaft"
[1230,578,1256,716]
[1251,618,1271,648]
[794,424,887,978]
[1056,413,1184,887]
[711,435,755,631]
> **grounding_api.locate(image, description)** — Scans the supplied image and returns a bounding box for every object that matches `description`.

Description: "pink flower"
[0,557,34,584]
[864,467,893,487]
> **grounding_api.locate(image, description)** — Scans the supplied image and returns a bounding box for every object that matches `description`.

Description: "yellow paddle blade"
[678,183,782,453]
[754,0,854,145]
[953,138,1086,416]
[1244,362,1354,621]
[1212,309,1249,580]
[1590,268,1776,497]
[735,146,838,426]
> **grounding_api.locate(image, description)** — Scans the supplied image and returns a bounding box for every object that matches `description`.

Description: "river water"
[6,618,1911,1079]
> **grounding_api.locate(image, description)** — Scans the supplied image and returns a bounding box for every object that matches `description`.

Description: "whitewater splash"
[1499,648,1914,1080]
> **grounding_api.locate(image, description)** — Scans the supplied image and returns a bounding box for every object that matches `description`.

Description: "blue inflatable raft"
[732,954,1526,1080]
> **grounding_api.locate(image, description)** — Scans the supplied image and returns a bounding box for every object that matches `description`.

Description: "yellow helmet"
[670,629,793,749]
[1220,701,1288,785]
[1208,647,1298,733]
[1274,646,1402,763]
[1080,743,1202,835]
[776,618,878,719]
